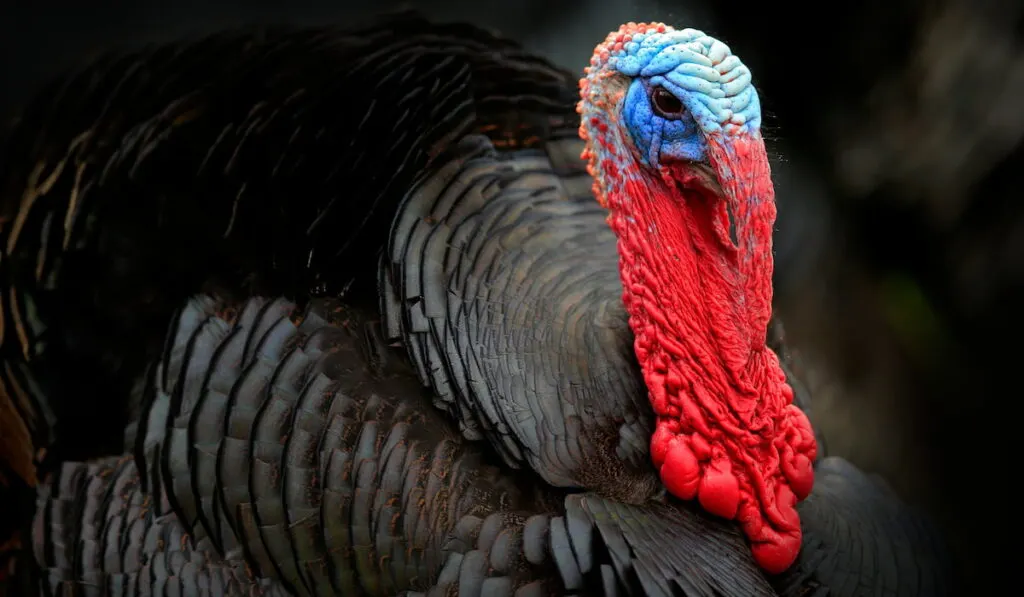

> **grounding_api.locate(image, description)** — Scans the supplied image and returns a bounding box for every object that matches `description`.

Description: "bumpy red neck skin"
[582,105,817,574]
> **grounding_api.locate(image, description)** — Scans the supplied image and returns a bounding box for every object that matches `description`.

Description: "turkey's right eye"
[651,87,685,119]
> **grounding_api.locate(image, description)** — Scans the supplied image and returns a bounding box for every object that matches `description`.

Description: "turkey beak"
[665,161,724,197]
[688,162,724,196]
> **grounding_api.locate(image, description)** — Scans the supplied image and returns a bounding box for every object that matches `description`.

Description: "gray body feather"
[127,296,779,597]
[381,134,655,501]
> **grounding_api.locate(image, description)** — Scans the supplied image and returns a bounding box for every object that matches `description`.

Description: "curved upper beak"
[665,160,724,198]
[688,162,724,196]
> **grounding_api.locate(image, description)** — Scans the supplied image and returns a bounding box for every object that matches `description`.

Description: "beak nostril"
[725,201,739,248]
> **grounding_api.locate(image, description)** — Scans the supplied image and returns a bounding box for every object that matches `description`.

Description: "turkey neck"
[592,121,818,571]
[604,148,788,446]
[610,134,780,401]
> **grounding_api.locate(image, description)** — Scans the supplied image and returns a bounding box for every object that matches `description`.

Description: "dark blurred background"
[2,0,1019,592]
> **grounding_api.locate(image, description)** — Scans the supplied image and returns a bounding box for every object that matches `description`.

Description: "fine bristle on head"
[578,22,761,139]
[577,21,763,207]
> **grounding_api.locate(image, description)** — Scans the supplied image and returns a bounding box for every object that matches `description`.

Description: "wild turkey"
[0,11,949,596]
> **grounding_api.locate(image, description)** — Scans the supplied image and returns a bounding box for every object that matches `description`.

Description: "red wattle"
[746,481,803,573]
[697,456,740,519]
[750,532,803,576]
[649,422,674,467]
[584,125,818,574]
[659,436,701,500]
[778,405,817,500]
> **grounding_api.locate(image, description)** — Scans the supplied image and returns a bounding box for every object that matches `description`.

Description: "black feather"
[31,456,290,596]
[125,295,780,596]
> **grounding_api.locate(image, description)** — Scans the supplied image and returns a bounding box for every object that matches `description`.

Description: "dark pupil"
[652,87,684,117]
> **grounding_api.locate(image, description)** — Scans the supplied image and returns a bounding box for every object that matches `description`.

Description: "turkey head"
[578,22,818,574]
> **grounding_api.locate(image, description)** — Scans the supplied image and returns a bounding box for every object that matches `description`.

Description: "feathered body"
[33,295,782,596]
[0,14,579,540]
[381,132,658,502]
[0,19,578,589]
[0,12,950,597]
[32,455,292,596]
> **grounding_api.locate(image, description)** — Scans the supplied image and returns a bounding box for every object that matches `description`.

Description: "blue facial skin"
[607,29,762,171]
[622,80,708,169]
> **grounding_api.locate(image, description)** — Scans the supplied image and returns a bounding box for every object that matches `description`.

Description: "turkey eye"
[651,87,684,119]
